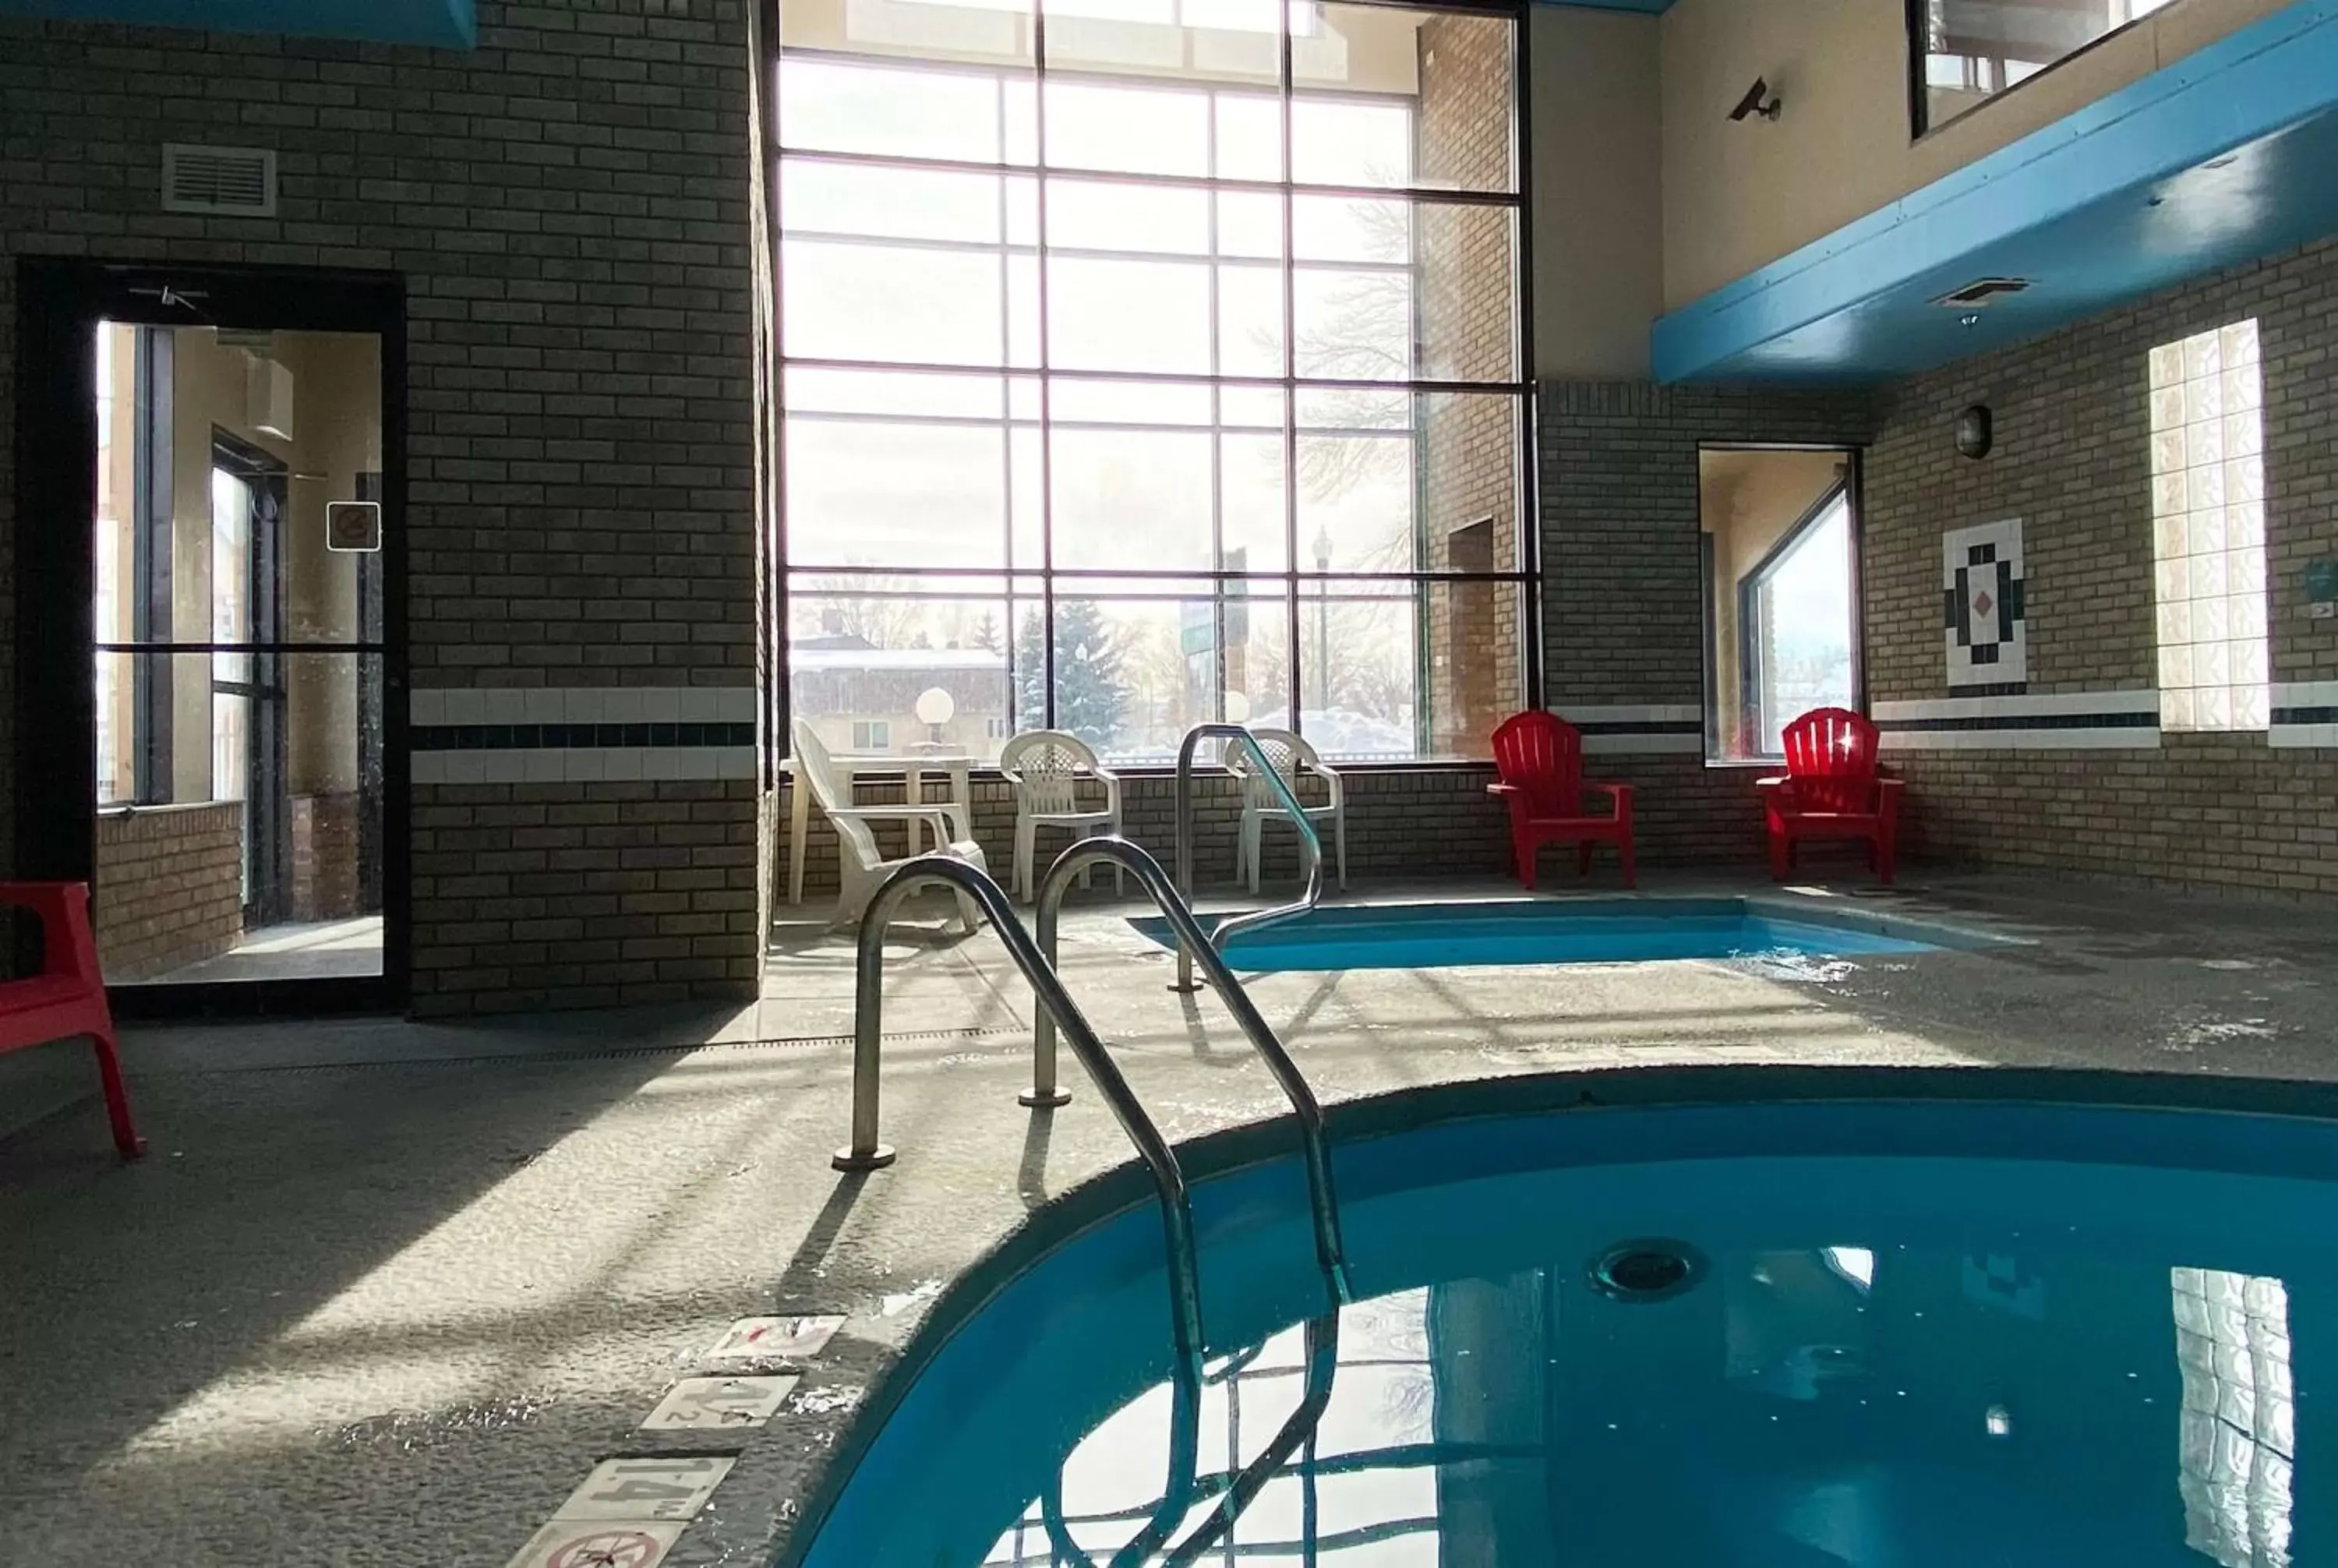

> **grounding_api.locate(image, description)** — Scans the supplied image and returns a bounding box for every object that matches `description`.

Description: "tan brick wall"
[1865,235,2338,898]
[290,791,363,921]
[94,803,242,980]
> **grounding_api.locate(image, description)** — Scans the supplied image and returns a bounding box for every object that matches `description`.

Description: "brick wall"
[780,766,1517,904]
[1539,381,1877,710]
[414,780,759,1012]
[1863,236,2338,897]
[1531,382,1874,863]
[0,2,761,1012]
[94,803,242,980]
[1417,12,1521,756]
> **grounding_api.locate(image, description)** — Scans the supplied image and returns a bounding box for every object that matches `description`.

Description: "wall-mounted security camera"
[1729,77,1782,122]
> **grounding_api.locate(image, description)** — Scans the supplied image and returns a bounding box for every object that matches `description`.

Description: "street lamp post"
[1312,525,1333,717]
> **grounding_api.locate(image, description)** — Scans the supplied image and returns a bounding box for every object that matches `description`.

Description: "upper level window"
[2151,320,2267,733]
[772,0,1532,764]
[1911,0,2178,135]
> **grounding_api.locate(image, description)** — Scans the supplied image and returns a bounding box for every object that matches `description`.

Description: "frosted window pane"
[2151,320,2268,733]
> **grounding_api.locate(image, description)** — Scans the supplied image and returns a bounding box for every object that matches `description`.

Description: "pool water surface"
[791,1094,2334,1568]
[1129,897,1950,971]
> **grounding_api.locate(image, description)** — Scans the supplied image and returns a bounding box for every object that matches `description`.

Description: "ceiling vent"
[161,144,277,217]
[1933,277,2033,309]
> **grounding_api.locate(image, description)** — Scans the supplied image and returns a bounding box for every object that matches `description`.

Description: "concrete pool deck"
[2,870,2334,1566]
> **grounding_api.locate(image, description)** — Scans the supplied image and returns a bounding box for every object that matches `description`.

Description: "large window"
[1700,448,1859,763]
[1909,0,2179,135]
[775,0,1531,763]
[2151,320,2268,734]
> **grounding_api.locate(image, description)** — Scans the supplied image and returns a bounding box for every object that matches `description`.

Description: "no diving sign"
[503,1520,683,1568]
[705,1315,842,1364]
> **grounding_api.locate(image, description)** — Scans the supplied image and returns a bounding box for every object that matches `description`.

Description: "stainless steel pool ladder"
[835,853,1210,1391]
[1171,722,1325,993]
[1033,835,1350,1300]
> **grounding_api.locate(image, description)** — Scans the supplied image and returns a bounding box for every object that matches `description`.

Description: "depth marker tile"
[553,1456,736,1522]
[641,1374,798,1431]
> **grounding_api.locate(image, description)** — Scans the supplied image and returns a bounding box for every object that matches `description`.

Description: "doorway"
[16,260,407,1012]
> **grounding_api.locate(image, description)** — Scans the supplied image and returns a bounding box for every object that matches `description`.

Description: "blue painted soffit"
[0,0,475,47]
[1538,0,1672,11]
[1652,0,2338,383]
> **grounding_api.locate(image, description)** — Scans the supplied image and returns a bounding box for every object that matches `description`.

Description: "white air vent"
[161,143,277,217]
[1933,277,2033,309]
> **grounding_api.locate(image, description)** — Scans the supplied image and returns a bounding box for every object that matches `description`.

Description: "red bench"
[0,881,143,1158]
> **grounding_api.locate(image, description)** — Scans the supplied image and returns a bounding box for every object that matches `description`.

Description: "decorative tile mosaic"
[1943,517,2027,692]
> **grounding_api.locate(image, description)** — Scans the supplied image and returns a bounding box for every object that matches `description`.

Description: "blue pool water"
[1129,898,1944,970]
[790,1086,2338,1568]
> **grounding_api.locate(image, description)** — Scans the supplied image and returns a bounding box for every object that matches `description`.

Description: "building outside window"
[772,0,1532,764]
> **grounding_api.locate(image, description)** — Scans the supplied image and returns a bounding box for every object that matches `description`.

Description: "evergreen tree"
[1016,602,1128,745]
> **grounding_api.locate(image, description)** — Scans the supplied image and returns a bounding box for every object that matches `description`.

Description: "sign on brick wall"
[1944,518,2027,691]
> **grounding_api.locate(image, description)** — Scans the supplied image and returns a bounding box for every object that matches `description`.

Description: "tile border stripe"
[412,723,755,751]
[1874,688,2160,750]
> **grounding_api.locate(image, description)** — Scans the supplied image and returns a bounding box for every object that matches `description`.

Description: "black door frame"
[208,429,293,928]
[13,258,409,1016]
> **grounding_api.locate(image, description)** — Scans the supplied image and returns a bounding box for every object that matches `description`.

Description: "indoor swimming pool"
[1129,897,1961,971]
[786,1074,2331,1568]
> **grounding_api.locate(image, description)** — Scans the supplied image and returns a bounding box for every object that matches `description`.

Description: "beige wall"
[281,331,379,798]
[1528,5,1665,377]
[1657,0,2294,309]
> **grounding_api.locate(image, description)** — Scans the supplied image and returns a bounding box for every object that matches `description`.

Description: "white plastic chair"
[999,729,1124,901]
[793,719,984,933]
[1227,727,1347,894]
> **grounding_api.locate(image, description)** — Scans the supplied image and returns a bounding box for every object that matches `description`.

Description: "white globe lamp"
[915,686,955,744]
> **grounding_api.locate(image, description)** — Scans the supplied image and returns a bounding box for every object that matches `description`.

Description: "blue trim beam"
[1653,0,2338,382]
[0,0,475,48]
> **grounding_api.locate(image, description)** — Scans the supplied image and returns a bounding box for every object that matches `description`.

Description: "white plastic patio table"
[783,753,976,906]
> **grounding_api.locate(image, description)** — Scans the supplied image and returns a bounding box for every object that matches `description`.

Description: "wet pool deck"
[2,870,2334,1566]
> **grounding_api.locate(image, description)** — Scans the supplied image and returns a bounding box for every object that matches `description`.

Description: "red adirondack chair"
[0,881,142,1157]
[1757,708,1902,884]
[1487,711,1636,888]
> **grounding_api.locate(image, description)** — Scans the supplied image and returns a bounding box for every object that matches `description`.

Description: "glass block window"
[2174,1266,2294,1568]
[2150,320,2269,733]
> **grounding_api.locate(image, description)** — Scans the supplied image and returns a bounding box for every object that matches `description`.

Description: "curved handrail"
[835,854,1207,1399]
[1173,723,1323,991]
[1033,835,1350,1301]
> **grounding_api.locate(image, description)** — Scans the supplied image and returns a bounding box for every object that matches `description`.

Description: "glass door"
[19,260,406,1011]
